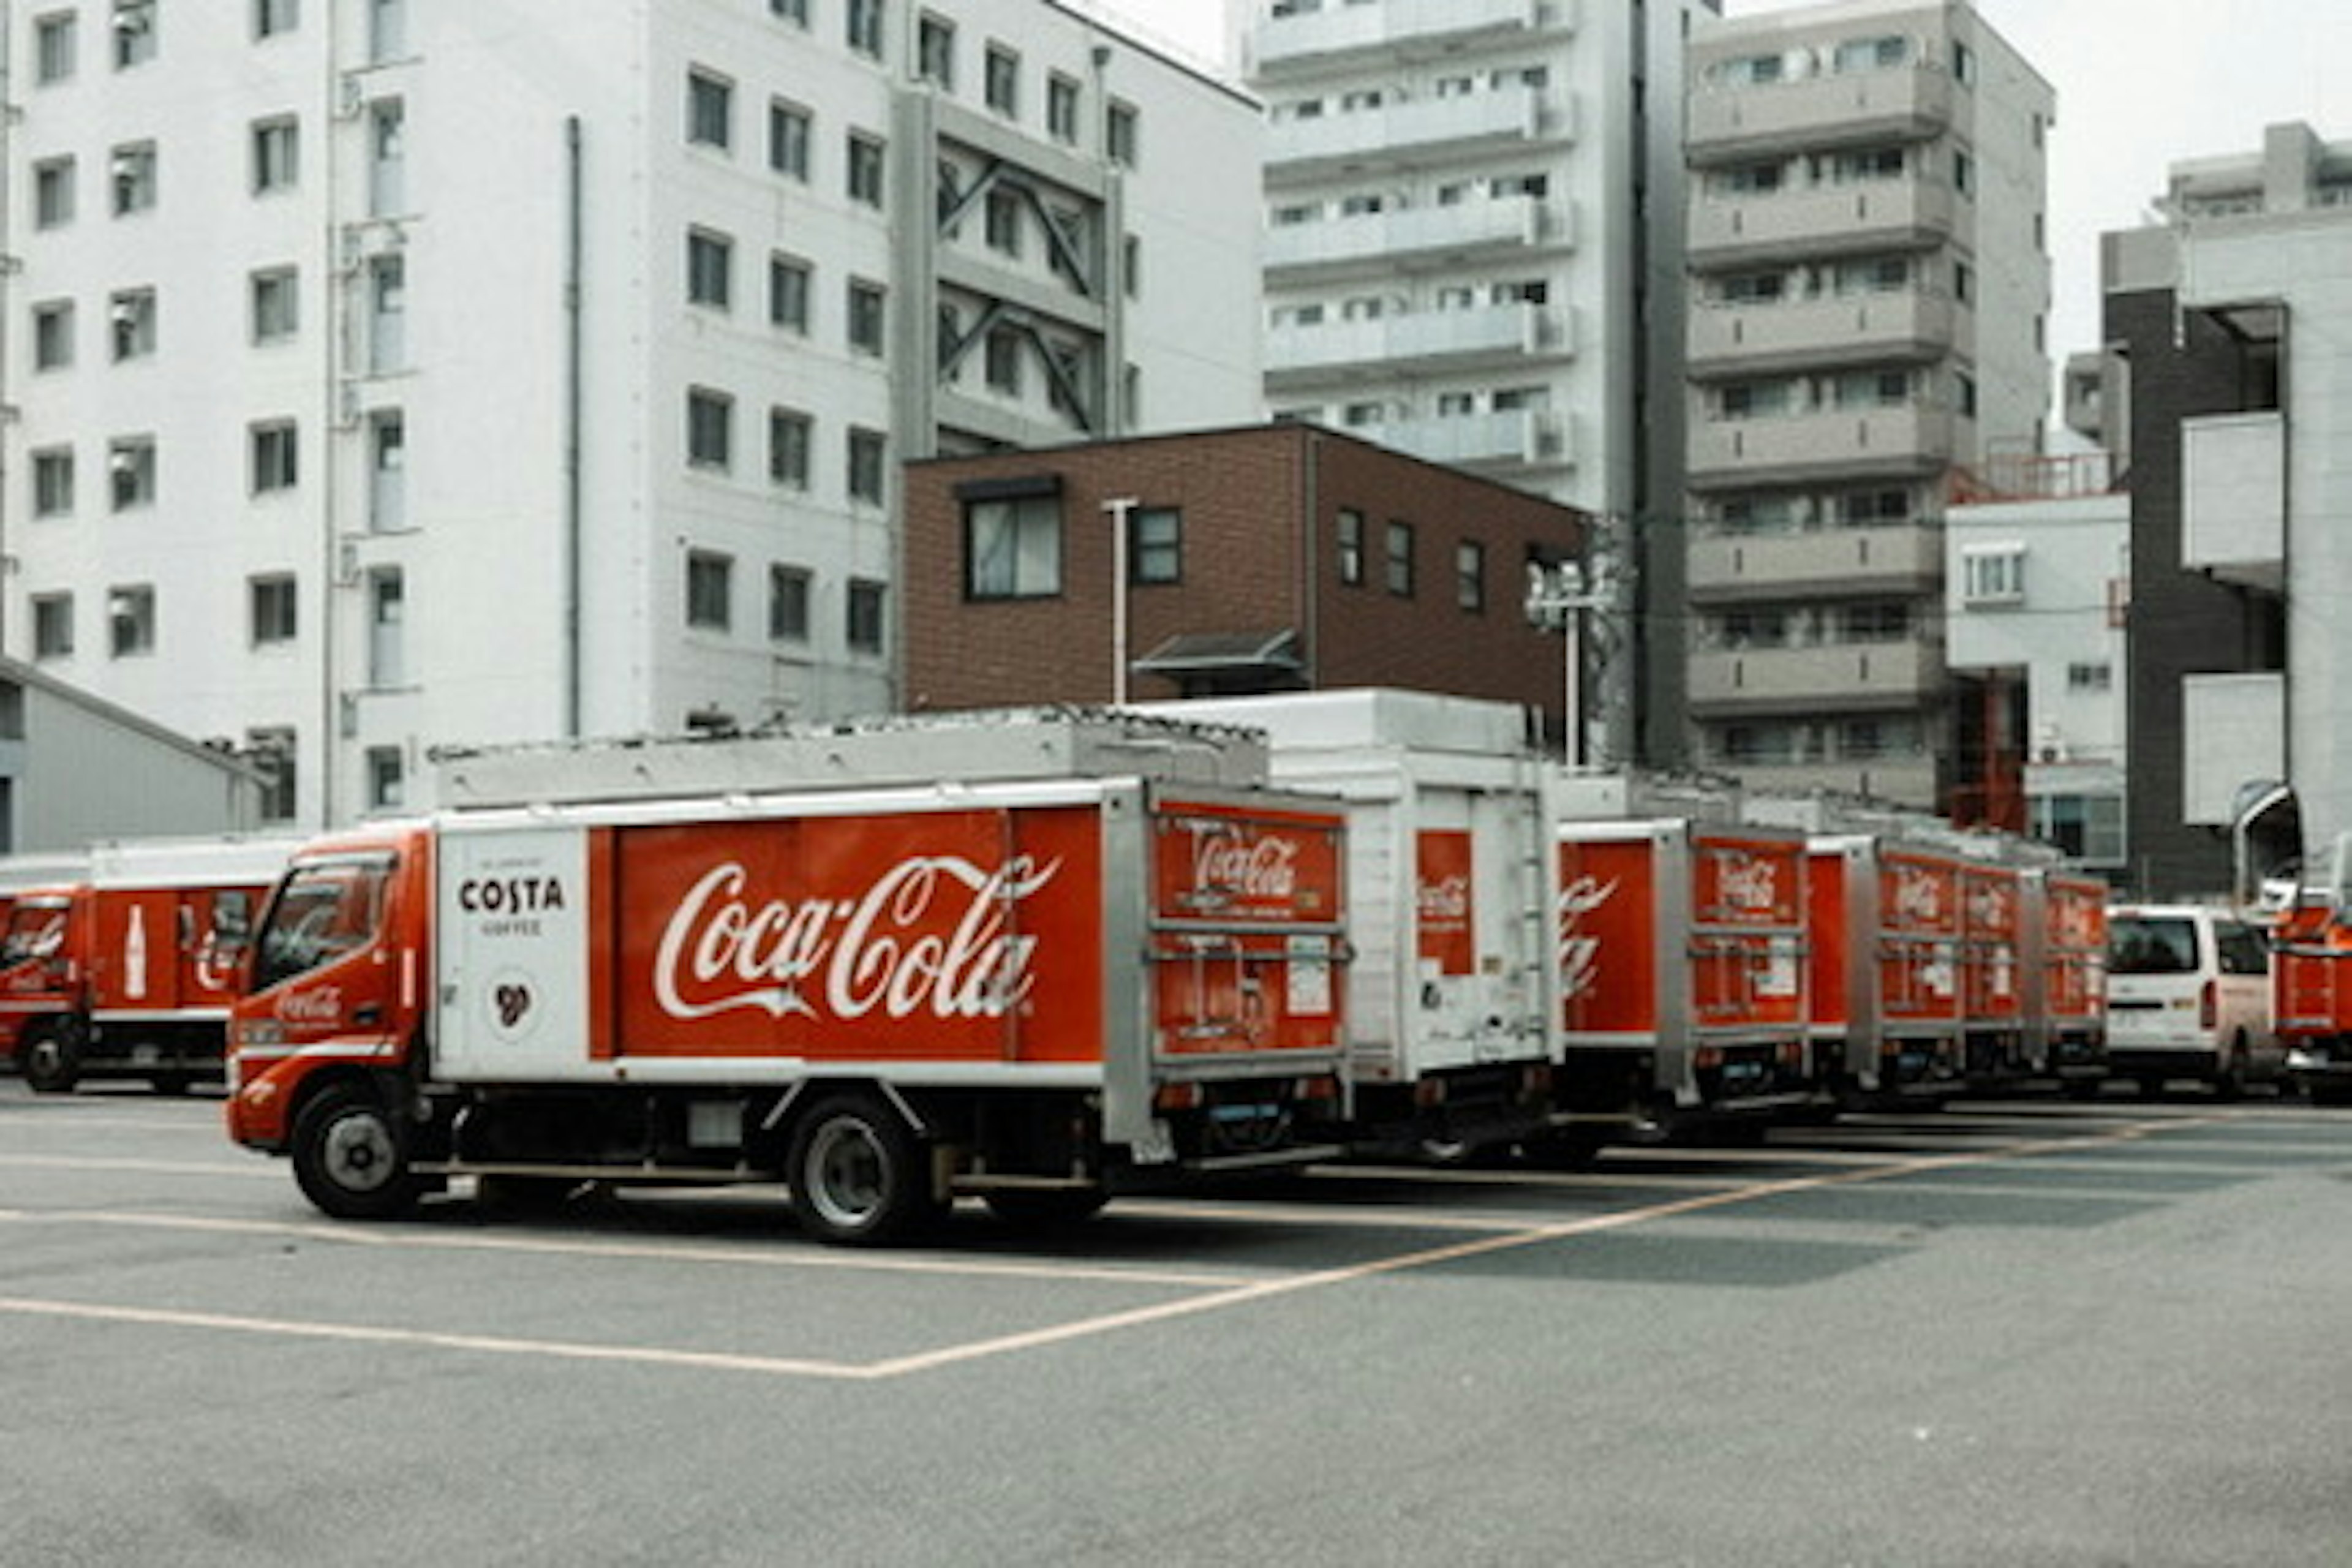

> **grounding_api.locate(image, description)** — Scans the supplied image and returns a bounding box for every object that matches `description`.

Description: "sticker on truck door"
[435,828,591,1080]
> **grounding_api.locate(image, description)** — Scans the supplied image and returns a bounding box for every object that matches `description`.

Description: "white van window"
[2216,922,2269,976]
[2108,914,2197,975]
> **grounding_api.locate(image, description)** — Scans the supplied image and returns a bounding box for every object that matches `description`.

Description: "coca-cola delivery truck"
[2022,869,2108,1088]
[226,713,1351,1243]
[1,837,290,1093]
[1804,835,1965,1100]
[1137,691,1561,1158]
[1553,812,1814,1134]
[1957,859,2027,1083]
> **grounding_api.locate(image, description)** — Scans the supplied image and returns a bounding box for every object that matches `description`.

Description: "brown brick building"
[903,425,1589,729]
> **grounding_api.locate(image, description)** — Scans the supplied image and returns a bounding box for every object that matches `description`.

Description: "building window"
[1384,521,1415,597]
[251,118,298,194]
[369,410,407,532]
[368,98,406,215]
[985,45,1019,116]
[769,565,811,643]
[688,69,733,151]
[687,228,733,310]
[110,287,157,361]
[31,449,74,518]
[2067,661,2113,692]
[984,186,1022,257]
[113,0,156,69]
[31,594,74,660]
[368,255,405,372]
[917,13,954,90]
[1956,369,1980,419]
[251,266,300,344]
[1107,100,1139,168]
[1455,540,1486,612]
[848,279,886,355]
[112,141,159,214]
[251,575,298,646]
[368,0,407,60]
[1047,74,1079,144]
[1131,507,1182,586]
[984,327,1022,393]
[686,387,733,471]
[685,549,733,631]
[772,0,809,23]
[1953,147,1975,197]
[33,157,75,230]
[251,421,299,494]
[769,101,811,180]
[254,0,299,39]
[1336,508,1365,586]
[847,578,886,654]
[32,302,74,371]
[846,0,884,59]
[247,727,297,823]
[366,747,404,811]
[769,407,812,489]
[769,255,811,331]
[108,584,156,658]
[847,132,885,207]
[2030,793,2123,864]
[34,13,77,84]
[965,492,1061,600]
[108,437,156,510]
[847,428,886,505]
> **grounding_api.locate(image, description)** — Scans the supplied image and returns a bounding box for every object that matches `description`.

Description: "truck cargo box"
[1808,835,1964,1096]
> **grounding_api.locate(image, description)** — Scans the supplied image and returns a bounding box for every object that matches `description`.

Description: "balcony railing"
[1361,407,1570,470]
[1265,196,1570,281]
[1687,403,1956,488]
[1267,84,1571,183]
[1267,300,1570,384]
[1689,634,1946,716]
[1689,522,1942,603]
[1689,177,1958,267]
[1687,288,1956,376]
[1251,0,1568,76]
[1687,66,1956,163]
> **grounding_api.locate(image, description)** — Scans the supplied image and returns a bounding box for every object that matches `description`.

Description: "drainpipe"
[564,116,584,737]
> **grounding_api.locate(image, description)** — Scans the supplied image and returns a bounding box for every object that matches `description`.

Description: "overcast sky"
[1085,0,2352,367]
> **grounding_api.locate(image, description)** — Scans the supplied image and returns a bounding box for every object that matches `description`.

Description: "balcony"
[1265,196,1571,283]
[1362,407,1571,470]
[1687,404,1956,489]
[1689,178,1957,268]
[1267,84,1572,184]
[1689,522,1942,605]
[1688,67,1956,164]
[1689,635,1946,717]
[2182,411,2284,594]
[1713,754,1940,810]
[1687,288,1956,377]
[2181,673,2283,827]
[1251,0,1570,77]
[1266,301,1570,386]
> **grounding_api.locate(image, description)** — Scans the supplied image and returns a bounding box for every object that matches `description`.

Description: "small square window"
[769,101,811,180]
[251,575,299,646]
[985,46,1019,117]
[1384,520,1415,597]
[846,0,884,59]
[110,287,157,361]
[769,408,812,489]
[1131,507,1182,586]
[847,132,886,207]
[113,1,157,70]
[367,747,405,810]
[32,593,74,660]
[1336,508,1365,586]
[847,428,886,505]
[688,69,733,150]
[108,437,156,510]
[965,494,1061,600]
[917,14,954,91]
[108,584,156,657]
[769,255,811,332]
[772,0,808,23]
[687,387,734,471]
[1047,74,1079,144]
[252,266,300,344]
[34,13,77,85]
[687,228,733,309]
[985,187,1022,257]
[31,448,75,517]
[1107,101,1139,168]
[252,421,299,494]
[248,728,298,823]
[1455,540,1485,612]
[769,565,811,643]
[32,302,74,371]
[847,578,886,654]
[685,549,733,631]
[252,118,298,194]
[848,279,886,355]
[255,0,300,40]
[33,157,75,230]
[112,141,158,214]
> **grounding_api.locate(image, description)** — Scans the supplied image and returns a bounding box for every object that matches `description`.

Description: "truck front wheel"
[292,1084,423,1219]
[18,1020,83,1095]
[786,1093,939,1246]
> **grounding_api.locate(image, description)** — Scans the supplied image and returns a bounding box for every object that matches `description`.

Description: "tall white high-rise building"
[1,0,1263,826]
[1242,0,1719,768]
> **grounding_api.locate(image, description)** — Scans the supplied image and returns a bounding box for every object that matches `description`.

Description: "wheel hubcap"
[323,1114,397,1193]
[805,1119,884,1228]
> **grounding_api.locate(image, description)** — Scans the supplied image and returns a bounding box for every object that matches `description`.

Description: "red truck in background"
[1805,835,1966,1101]
[226,713,1352,1243]
[1958,859,2028,1082]
[1,837,290,1093]
[2025,869,2108,1089]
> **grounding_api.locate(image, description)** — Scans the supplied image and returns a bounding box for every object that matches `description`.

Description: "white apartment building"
[1682,0,2052,810]
[1242,0,1719,767]
[2,0,1262,827]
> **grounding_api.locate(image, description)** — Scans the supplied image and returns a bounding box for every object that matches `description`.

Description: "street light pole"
[1102,496,1139,705]
[1525,559,1607,771]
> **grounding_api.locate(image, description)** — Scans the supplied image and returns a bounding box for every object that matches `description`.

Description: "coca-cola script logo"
[1418,873,1471,925]
[653,854,1060,1023]
[1186,825,1300,906]
[1716,853,1780,916]
[1555,875,1621,1001]
[1892,866,1947,927]
[1967,881,2014,932]
[274,986,342,1026]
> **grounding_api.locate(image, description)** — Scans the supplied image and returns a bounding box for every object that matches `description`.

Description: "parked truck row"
[183,692,2113,1245]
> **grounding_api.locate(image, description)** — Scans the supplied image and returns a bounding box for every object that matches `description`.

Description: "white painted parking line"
[0,1153,280,1180]
[0,1115,2212,1382]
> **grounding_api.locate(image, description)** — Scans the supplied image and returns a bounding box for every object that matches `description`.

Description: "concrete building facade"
[1681,0,2052,810]
[1,0,1263,827]
[903,424,1587,722]
[1241,0,1719,769]
[2103,123,2352,899]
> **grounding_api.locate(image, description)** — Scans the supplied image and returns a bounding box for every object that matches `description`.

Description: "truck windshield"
[0,902,69,966]
[2107,914,2198,976]
[252,856,394,992]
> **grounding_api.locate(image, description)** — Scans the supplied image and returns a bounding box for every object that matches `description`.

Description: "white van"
[2105,904,2282,1094]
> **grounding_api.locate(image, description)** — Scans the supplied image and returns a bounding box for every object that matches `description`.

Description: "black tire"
[982,1186,1108,1231]
[785,1093,938,1246]
[291,1083,423,1219]
[18,1020,83,1095]
[2310,1082,2352,1109]
[1519,1127,1609,1170]
[2214,1042,2247,1101]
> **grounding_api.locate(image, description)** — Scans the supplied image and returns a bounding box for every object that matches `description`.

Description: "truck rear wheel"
[292,1084,423,1220]
[786,1093,938,1246]
[18,1020,83,1095]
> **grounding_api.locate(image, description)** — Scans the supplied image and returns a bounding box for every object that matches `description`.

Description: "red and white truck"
[1,837,290,1093]
[1554,813,1814,1132]
[1803,835,1966,1100]
[225,713,1352,1243]
[2022,869,2108,1087]
[1957,858,2028,1083]
[1137,691,1562,1158]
